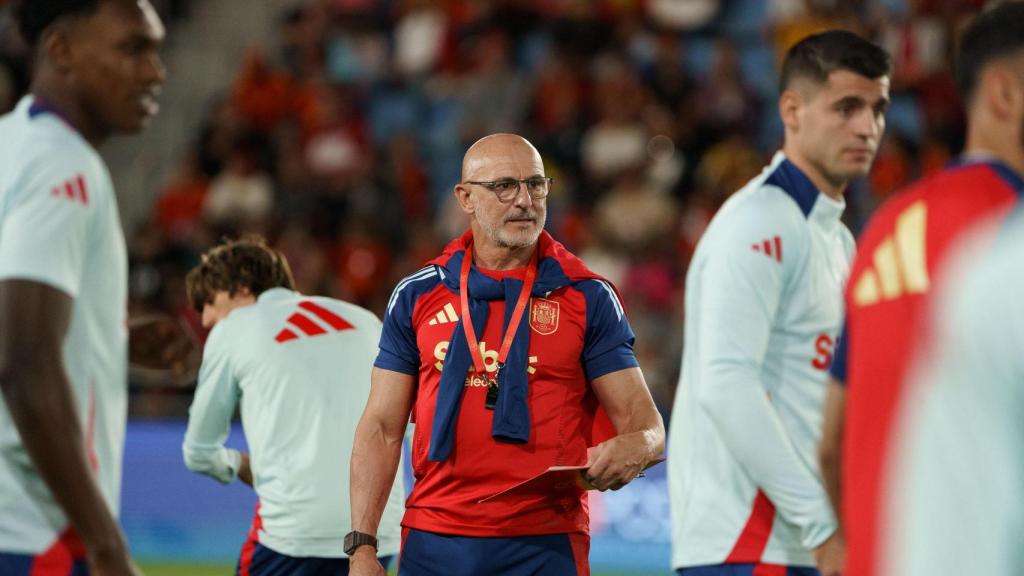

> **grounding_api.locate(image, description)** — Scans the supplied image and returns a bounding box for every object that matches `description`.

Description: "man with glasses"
[347,133,665,576]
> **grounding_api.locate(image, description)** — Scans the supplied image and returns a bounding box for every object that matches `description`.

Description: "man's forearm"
[615,414,665,462]
[819,380,846,525]
[0,361,126,555]
[350,416,404,535]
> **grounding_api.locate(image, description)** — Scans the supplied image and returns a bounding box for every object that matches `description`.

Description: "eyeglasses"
[463,177,552,203]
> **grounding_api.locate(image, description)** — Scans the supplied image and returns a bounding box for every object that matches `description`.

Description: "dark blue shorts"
[0,529,89,576]
[678,563,820,576]
[0,551,88,576]
[236,542,393,576]
[398,528,589,576]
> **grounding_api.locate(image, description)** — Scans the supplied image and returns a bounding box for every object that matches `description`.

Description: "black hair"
[779,30,892,94]
[956,2,1024,103]
[13,0,102,49]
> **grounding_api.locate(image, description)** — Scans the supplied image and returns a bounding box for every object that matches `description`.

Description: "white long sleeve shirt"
[886,215,1024,576]
[669,152,849,568]
[183,288,404,558]
[0,96,128,554]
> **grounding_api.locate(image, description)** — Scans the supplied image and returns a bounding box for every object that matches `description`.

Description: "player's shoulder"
[857,164,1003,249]
[703,182,809,255]
[1,109,109,204]
[572,278,626,315]
[2,104,102,174]
[306,295,382,328]
[713,155,812,233]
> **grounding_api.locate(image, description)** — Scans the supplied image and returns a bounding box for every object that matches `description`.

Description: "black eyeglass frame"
[462,177,553,203]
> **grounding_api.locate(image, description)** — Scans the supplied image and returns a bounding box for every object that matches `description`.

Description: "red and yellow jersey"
[832,158,1024,576]
[375,232,637,537]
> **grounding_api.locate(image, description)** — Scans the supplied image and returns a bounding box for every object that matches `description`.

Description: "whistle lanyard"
[459,243,538,402]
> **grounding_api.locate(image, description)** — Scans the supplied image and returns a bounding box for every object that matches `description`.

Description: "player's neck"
[964,123,1024,178]
[30,76,108,148]
[783,146,847,201]
[471,238,536,271]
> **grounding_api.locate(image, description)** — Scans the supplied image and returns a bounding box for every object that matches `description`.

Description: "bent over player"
[182,237,405,576]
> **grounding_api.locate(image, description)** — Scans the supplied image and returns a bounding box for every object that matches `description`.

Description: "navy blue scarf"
[428,232,595,462]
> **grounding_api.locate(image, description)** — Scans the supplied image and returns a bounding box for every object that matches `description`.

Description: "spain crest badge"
[529,298,559,335]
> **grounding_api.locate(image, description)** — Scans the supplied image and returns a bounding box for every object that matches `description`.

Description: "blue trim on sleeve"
[577,279,638,380]
[374,349,420,376]
[764,158,820,218]
[376,266,442,375]
[586,344,640,380]
[829,321,849,385]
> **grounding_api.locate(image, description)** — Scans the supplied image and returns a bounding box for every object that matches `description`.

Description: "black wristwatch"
[344,531,378,555]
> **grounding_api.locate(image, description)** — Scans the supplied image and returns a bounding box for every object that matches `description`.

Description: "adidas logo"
[428,303,459,326]
[50,174,89,206]
[751,236,782,263]
[852,200,929,307]
[275,301,354,343]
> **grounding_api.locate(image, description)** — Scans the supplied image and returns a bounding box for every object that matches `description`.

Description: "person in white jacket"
[886,211,1024,576]
[182,235,404,576]
[668,30,891,576]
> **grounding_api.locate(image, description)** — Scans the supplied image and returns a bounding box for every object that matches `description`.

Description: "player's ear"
[779,88,802,132]
[982,65,1023,122]
[41,27,73,73]
[455,184,475,215]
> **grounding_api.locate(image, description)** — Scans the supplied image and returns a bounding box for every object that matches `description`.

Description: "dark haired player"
[182,236,404,576]
[820,4,1024,576]
[0,1,164,575]
[668,30,891,576]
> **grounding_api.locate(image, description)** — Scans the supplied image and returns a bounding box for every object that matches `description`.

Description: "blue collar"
[765,155,820,218]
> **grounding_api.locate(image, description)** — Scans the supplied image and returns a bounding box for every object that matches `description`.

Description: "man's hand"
[348,546,385,576]
[583,432,653,491]
[812,531,845,576]
[238,453,253,487]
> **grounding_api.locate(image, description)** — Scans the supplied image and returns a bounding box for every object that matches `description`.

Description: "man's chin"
[497,230,541,250]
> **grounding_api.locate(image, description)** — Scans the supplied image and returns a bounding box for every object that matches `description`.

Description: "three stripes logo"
[752,236,782,263]
[852,200,929,307]
[428,303,459,326]
[275,301,354,343]
[50,174,89,206]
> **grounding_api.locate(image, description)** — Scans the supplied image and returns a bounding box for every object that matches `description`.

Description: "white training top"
[669,152,849,568]
[0,96,128,554]
[183,288,405,558]
[885,213,1024,576]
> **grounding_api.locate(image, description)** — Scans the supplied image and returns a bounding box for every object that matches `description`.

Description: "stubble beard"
[479,215,543,250]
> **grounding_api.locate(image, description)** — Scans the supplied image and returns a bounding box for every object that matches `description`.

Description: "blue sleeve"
[829,320,848,385]
[577,279,639,380]
[374,267,440,375]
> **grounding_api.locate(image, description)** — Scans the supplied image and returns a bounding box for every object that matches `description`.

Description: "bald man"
[348,134,665,576]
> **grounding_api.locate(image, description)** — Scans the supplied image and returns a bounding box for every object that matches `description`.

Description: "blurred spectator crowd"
[0,0,989,417]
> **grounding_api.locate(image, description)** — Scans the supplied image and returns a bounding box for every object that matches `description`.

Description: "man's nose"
[853,108,880,140]
[511,181,534,208]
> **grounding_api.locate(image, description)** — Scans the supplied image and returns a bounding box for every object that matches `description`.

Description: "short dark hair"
[780,30,892,94]
[186,235,295,312]
[13,0,102,48]
[956,2,1024,103]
